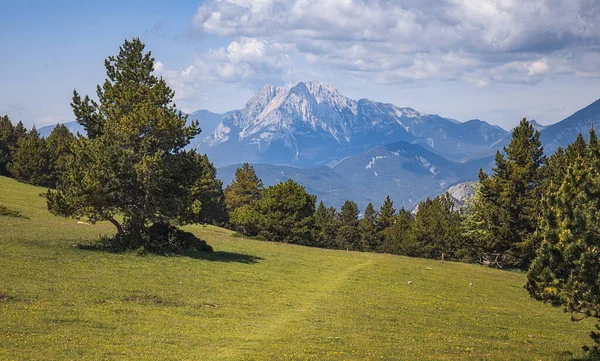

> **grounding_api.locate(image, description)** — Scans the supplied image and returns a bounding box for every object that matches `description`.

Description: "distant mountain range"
[195,81,507,167]
[34,82,600,210]
[219,141,492,210]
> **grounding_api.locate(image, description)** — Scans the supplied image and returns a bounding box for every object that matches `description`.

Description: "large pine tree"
[313,201,339,249]
[0,115,15,176]
[359,202,379,252]
[47,38,213,251]
[474,118,545,267]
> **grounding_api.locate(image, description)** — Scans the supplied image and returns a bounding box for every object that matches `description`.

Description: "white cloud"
[189,0,600,85]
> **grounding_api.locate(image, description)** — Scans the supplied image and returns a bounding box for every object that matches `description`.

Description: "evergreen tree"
[313,201,339,249]
[359,203,379,252]
[9,127,51,186]
[224,163,263,212]
[192,154,228,225]
[473,118,545,267]
[376,195,396,245]
[337,200,360,250]
[256,179,316,245]
[413,194,461,259]
[0,115,15,176]
[527,156,600,355]
[45,124,76,188]
[382,207,416,255]
[230,205,263,237]
[47,38,210,252]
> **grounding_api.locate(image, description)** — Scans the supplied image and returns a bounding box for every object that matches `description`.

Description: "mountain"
[198,81,506,168]
[188,109,231,139]
[38,122,85,138]
[331,141,492,209]
[540,98,600,153]
[488,119,548,152]
[218,142,492,211]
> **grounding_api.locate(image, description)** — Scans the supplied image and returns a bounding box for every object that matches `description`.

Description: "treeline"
[0,116,75,188]
[223,163,464,260]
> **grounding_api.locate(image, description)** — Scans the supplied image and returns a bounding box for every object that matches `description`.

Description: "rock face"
[197,80,506,167]
[446,182,476,209]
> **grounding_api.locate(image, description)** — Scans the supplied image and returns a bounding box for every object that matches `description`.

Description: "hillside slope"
[0,176,593,360]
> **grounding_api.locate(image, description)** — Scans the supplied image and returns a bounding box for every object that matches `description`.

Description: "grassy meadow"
[0,175,595,360]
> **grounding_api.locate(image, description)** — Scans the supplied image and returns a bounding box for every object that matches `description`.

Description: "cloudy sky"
[2,0,599,130]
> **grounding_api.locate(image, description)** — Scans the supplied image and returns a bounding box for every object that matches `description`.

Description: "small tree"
[376,195,396,245]
[313,201,339,249]
[0,115,16,176]
[337,200,360,250]
[46,124,76,188]
[47,38,211,252]
[256,179,316,245]
[381,207,416,255]
[359,203,379,252]
[192,154,228,225]
[230,205,263,237]
[9,126,51,187]
[413,193,461,259]
[224,163,263,212]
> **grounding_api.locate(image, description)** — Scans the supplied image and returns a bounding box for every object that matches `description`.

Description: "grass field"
[0,175,596,360]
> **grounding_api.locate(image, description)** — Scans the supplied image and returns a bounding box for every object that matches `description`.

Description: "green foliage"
[376,195,396,244]
[312,201,339,249]
[0,115,18,176]
[46,38,216,252]
[380,208,416,256]
[230,204,263,237]
[412,193,461,260]
[470,118,545,268]
[358,202,379,252]
[45,124,76,188]
[8,127,52,187]
[337,200,360,250]
[527,129,600,355]
[224,163,263,212]
[255,179,316,245]
[191,154,228,225]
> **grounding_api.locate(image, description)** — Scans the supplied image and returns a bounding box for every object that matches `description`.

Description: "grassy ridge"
[0,175,594,360]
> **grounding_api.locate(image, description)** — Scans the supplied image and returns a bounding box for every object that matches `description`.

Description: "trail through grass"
[0,176,595,360]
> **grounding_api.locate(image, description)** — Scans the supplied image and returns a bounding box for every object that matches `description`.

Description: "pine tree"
[376,195,396,245]
[359,202,379,252]
[313,201,339,249]
[46,124,76,188]
[337,200,360,250]
[224,163,263,212]
[256,179,316,245]
[0,115,14,176]
[527,156,600,355]
[9,127,51,186]
[192,154,228,225]
[473,118,545,267]
[413,193,461,259]
[46,38,211,252]
[381,207,416,255]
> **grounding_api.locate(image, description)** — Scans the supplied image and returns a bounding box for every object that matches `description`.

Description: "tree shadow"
[179,250,263,264]
[75,243,262,264]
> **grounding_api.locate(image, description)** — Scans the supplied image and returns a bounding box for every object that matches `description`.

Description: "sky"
[1,0,599,130]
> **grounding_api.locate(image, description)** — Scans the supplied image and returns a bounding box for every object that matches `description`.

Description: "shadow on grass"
[75,243,263,264]
[179,250,263,264]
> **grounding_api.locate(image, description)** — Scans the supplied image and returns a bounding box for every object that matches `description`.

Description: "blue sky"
[1,0,599,130]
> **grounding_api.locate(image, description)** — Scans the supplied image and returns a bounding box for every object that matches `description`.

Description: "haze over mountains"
[36,81,600,209]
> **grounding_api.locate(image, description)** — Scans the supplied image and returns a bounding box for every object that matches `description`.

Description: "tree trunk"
[108,218,123,235]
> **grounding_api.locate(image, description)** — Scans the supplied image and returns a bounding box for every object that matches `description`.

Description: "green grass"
[0,175,595,360]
